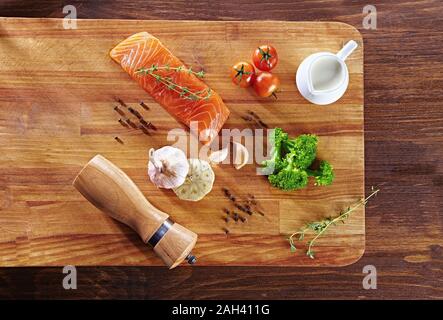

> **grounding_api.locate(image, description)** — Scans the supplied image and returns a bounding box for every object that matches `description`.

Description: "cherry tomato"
[253,72,280,98]
[253,45,278,71]
[230,61,255,88]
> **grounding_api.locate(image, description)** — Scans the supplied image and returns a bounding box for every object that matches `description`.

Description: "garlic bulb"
[147,146,189,189]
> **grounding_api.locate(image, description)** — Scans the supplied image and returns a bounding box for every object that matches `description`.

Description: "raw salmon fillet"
[110,32,230,143]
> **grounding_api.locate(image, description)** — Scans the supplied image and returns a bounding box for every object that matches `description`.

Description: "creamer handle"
[337,40,358,61]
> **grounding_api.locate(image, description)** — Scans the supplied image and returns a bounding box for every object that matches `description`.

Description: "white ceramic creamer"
[296,40,358,105]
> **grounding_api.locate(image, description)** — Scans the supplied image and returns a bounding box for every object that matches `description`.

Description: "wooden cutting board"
[0,18,364,267]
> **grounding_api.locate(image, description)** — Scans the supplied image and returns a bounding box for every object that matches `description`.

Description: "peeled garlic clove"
[208,146,229,164]
[147,146,189,189]
[232,141,249,170]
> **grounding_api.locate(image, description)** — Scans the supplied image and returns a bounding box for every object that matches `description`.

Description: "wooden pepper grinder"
[73,155,197,269]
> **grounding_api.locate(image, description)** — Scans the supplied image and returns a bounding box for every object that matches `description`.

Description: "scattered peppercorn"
[139,101,150,110]
[257,120,269,128]
[241,115,254,122]
[139,126,150,135]
[114,106,125,116]
[125,118,137,129]
[118,118,128,127]
[115,97,128,108]
[128,107,143,119]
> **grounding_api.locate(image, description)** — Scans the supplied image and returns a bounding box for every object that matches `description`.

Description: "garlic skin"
[148,146,189,189]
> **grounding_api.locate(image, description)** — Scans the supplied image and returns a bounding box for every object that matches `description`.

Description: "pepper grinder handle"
[73,154,197,269]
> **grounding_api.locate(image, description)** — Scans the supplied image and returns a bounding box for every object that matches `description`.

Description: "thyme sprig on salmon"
[136,64,212,101]
[137,64,206,78]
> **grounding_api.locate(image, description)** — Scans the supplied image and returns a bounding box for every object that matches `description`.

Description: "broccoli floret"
[283,134,318,169]
[263,128,334,191]
[262,127,288,174]
[307,161,335,186]
[268,161,308,190]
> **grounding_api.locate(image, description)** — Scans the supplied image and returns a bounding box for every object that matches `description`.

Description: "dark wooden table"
[0,0,441,300]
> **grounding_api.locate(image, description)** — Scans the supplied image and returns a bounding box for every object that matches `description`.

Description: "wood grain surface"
[0,18,364,267]
[0,0,441,300]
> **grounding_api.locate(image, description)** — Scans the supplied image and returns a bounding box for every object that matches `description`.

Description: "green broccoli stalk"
[306,160,335,186]
[262,128,288,174]
[268,160,308,190]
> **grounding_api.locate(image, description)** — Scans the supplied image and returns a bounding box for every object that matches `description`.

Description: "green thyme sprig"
[288,187,380,259]
[136,64,211,101]
[137,64,206,78]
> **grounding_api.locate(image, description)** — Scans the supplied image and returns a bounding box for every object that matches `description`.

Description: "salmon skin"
[110,32,230,143]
